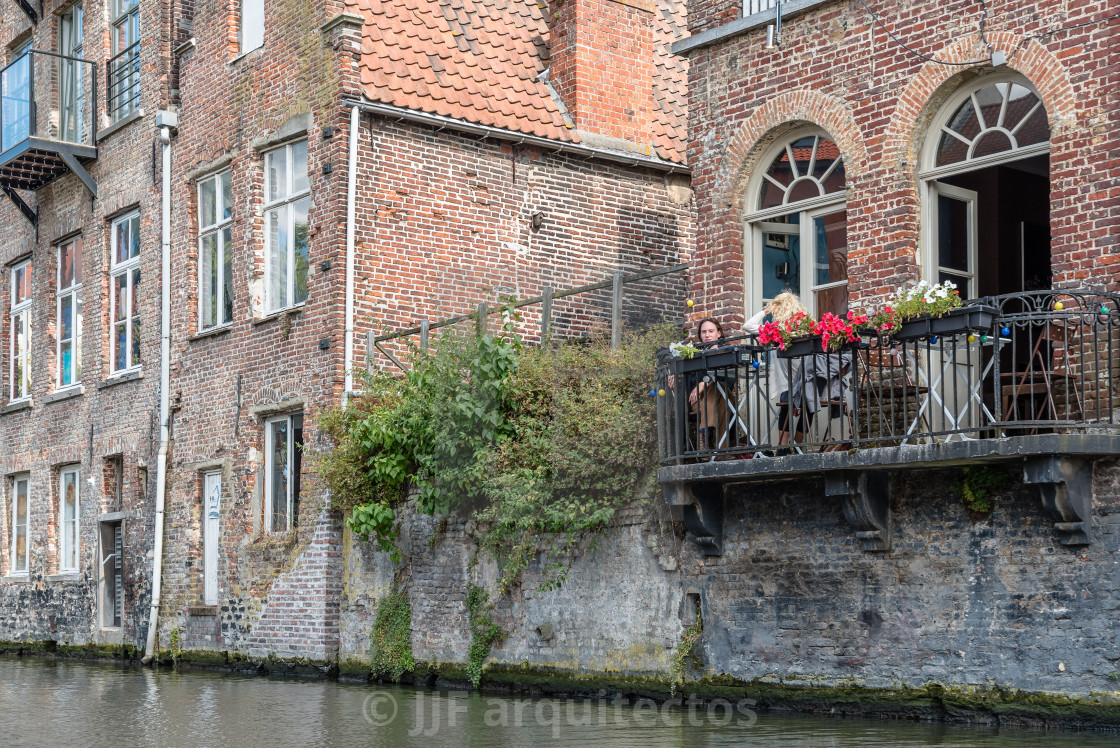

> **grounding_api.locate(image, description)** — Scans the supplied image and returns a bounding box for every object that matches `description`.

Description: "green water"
[0,658,1115,747]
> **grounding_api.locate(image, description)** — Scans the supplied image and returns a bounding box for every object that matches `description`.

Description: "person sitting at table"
[687,317,737,451]
[743,292,816,446]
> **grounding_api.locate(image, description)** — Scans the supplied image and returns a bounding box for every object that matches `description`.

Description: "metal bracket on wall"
[16,0,37,23]
[1,183,37,234]
[663,481,723,556]
[1023,456,1092,546]
[59,152,97,198]
[826,471,892,552]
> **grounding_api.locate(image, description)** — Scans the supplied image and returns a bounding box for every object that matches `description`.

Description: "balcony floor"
[0,137,97,191]
[658,433,1120,486]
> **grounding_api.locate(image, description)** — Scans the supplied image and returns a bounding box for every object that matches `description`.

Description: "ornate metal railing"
[656,291,1120,464]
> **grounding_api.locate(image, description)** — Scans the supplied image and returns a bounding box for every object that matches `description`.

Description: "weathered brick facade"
[0,0,172,647]
[154,0,693,658]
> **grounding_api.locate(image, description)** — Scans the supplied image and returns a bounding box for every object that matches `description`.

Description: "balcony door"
[928,182,977,299]
[2,39,31,152]
[59,5,83,143]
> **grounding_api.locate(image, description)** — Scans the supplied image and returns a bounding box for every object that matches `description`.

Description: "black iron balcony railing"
[656,291,1120,464]
[0,49,98,223]
[106,42,140,123]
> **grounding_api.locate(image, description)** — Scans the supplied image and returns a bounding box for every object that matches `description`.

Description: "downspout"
[143,111,177,663]
[342,105,359,403]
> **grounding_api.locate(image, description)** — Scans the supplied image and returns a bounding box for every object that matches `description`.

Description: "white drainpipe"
[343,105,359,403]
[143,111,177,662]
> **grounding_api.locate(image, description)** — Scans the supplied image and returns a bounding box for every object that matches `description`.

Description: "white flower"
[924,297,934,304]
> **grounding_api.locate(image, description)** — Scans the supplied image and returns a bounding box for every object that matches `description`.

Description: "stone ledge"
[96,109,145,143]
[187,605,220,617]
[43,385,84,404]
[189,324,233,342]
[0,399,32,415]
[97,369,143,389]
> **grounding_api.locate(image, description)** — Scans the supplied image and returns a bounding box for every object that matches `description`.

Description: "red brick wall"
[549,0,656,144]
[683,0,1120,328]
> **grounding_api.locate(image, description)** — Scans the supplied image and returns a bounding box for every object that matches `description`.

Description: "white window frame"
[9,259,31,402]
[240,0,265,55]
[59,465,80,573]
[263,140,310,314]
[202,471,221,604]
[110,212,141,373]
[10,474,29,575]
[744,126,847,317]
[264,412,303,533]
[198,171,234,330]
[56,237,82,388]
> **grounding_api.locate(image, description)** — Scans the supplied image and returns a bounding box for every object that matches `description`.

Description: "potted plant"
[759,311,866,357]
[887,280,963,340]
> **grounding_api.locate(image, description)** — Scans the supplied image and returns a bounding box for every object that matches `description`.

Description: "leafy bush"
[953,466,1009,515]
[369,586,415,682]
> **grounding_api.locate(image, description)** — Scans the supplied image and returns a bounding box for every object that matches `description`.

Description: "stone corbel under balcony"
[1022,455,1093,546]
[663,481,723,556]
[825,471,893,552]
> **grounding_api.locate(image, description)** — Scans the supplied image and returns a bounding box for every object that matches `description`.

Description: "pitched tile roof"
[347,0,687,164]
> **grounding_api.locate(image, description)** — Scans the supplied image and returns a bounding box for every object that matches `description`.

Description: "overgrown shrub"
[953,466,1010,516]
[368,586,415,682]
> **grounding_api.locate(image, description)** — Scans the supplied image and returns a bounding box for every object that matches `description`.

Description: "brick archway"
[719,89,870,213]
[882,32,1076,173]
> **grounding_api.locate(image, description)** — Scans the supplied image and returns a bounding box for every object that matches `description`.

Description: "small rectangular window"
[9,259,32,401]
[198,171,233,329]
[110,212,141,372]
[240,0,264,55]
[10,474,29,575]
[108,0,140,120]
[57,238,83,388]
[263,141,310,314]
[59,466,80,573]
[264,413,303,532]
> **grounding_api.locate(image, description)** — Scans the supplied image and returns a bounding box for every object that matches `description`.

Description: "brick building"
[675,0,1119,325]
[154,0,693,657]
[0,0,175,648]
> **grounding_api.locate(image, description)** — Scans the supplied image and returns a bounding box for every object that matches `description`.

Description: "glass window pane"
[130,215,140,258]
[200,177,217,228]
[221,171,232,220]
[292,141,308,194]
[813,211,848,286]
[116,323,127,370]
[270,420,288,530]
[937,194,969,272]
[267,207,287,310]
[61,341,72,386]
[61,295,73,340]
[291,415,303,528]
[267,150,286,202]
[14,264,30,303]
[293,197,309,304]
[60,243,74,287]
[201,232,217,328]
[1003,84,1040,132]
[1014,104,1049,148]
[74,297,82,381]
[131,318,141,367]
[761,230,800,301]
[222,226,234,323]
[114,274,128,321]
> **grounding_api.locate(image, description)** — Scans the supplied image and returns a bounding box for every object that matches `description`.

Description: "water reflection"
[0,658,1114,747]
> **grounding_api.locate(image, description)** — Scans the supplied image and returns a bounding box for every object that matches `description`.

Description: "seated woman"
[744,292,812,445]
[687,317,737,451]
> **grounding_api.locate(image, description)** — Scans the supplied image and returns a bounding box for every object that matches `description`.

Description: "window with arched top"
[746,129,849,317]
[920,75,1051,299]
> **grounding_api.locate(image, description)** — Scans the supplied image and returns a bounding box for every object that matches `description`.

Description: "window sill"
[0,574,30,584]
[44,385,84,404]
[229,44,264,66]
[0,399,32,415]
[97,110,145,143]
[98,369,143,389]
[46,572,82,583]
[188,605,220,616]
[190,324,233,342]
[253,304,305,326]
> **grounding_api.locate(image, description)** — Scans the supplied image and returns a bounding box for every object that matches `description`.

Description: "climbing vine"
[670,600,703,695]
[465,584,505,688]
[368,586,415,683]
[953,466,1010,516]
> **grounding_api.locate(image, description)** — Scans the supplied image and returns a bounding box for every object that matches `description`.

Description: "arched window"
[920,76,1050,298]
[746,130,848,317]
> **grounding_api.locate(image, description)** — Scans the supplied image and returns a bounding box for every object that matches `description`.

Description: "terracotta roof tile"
[349,0,687,163]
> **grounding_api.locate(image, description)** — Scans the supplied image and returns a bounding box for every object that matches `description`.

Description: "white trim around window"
[263,141,310,314]
[110,212,141,373]
[9,259,31,402]
[198,171,234,330]
[10,474,29,575]
[59,466,80,573]
[56,237,83,388]
[264,412,303,532]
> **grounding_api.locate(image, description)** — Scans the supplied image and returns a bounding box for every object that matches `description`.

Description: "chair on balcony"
[1001,320,1084,427]
[855,341,929,441]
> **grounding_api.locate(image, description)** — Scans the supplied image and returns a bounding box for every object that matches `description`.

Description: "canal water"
[1,657,1115,747]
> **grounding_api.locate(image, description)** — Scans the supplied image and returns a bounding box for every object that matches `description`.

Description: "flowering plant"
[888,280,962,321]
[668,341,700,359]
[866,305,900,335]
[758,311,866,352]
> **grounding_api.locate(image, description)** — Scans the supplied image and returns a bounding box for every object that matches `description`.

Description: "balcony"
[655,290,1120,554]
[0,49,98,227]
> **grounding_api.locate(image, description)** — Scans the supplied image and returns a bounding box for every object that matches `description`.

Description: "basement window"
[264,413,303,532]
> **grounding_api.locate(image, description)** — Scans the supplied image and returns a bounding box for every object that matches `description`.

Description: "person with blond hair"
[744,292,813,445]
